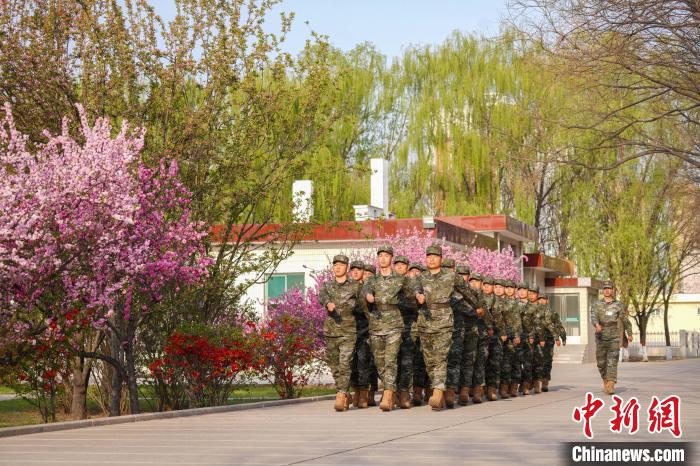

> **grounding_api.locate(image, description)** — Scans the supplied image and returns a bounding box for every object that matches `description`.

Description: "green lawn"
[0,386,16,395]
[0,385,334,429]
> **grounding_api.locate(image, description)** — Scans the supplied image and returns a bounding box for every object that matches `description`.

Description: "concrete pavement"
[0,359,697,465]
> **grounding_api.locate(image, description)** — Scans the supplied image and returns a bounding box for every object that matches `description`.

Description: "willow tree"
[388,31,575,243]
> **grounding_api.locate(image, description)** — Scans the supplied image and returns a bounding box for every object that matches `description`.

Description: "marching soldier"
[441,258,464,408]
[318,255,367,411]
[538,293,565,391]
[362,263,379,405]
[529,285,559,394]
[591,281,633,394]
[483,277,506,401]
[363,245,418,411]
[456,265,481,405]
[394,255,417,409]
[470,274,493,403]
[348,260,371,408]
[415,244,483,410]
[500,279,522,397]
[408,263,429,405]
[515,282,540,395]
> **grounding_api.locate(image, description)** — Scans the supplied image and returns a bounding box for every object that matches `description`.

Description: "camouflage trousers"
[350,331,372,389]
[369,331,402,391]
[420,329,452,390]
[542,337,555,380]
[471,329,490,387]
[596,336,621,382]
[500,339,518,386]
[485,336,503,388]
[533,343,545,381]
[412,335,429,388]
[325,334,356,393]
[459,324,479,388]
[446,325,464,390]
[518,341,534,383]
[396,328,415,391]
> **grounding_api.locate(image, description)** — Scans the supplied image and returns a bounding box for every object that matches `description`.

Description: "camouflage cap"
[494,278,506,287]
[482,276,495,285]
[602,280,614,289]
[441,258,455,268]
[408,262,424,272]
[332,254,349,265]
[363,263,376,274]
[456,265,471,275]
[528,284,540,293]
[539,294,549,301]
[425,244,443,256]
[377,244,394,256]
[393,255,409,265]
[517,282,529,290]
[349,260,364,270]
[505,279,517,288]
[469,273,483,282]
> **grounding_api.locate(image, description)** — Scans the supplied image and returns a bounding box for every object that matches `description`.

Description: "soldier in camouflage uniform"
[515,282,541,395]
[470,274,493,403]
[538,294,565,392]
[440,258,463,408]
[348,261,371,408]
[416,244,482,411]
[500,279,522,397]
[455,265,480,405]
[394,255,417,409]
[529,285,560,394]
[486,278,510,400]
[408,263,429,405]
[363,245,418,411]
[318,255,367,411]
[362,263,379,405]
[591,281,633,395]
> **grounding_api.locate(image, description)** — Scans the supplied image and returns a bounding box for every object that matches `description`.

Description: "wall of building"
[640,294,700,333]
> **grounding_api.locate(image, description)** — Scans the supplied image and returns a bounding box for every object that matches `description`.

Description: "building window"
[551,293,581,337]
[266,273,306,301]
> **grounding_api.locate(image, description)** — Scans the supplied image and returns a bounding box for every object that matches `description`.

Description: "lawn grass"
[0,384,335,429]
[0,386,16,395]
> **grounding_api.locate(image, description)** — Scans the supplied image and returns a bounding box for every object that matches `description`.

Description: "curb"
[0,394,335,439]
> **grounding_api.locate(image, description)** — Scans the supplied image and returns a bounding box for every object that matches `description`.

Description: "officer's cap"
[408,262,424,272]
[349,260,364,270]
[332,254,349,265]
[426,244,443,256]
[393,255,409,265]
[377,244,394,256]
[441,258,455,268]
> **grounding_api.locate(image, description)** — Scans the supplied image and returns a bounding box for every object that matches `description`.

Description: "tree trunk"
[70,358,89,420]
[109,329,124,417]
[125,321,140,415]
[639,314,649,362]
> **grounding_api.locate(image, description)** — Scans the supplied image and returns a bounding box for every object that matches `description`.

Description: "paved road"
[0,359,697,465]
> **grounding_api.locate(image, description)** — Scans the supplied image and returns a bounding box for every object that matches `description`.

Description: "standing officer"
[363,245,418,411]
[415,244,482,410]
[591,281,633,394]
[318,255,366,411]
[538,294,564,392]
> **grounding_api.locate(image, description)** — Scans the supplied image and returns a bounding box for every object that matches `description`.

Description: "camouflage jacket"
[318,278,366,338]
[416,269,481,334]
[398,276,420,329]
[362,270,417,335]
[501,296,523,339]
[516,299,542,341]
[551,310,566,342]
[537,303,561,340]
[590,299,633,341]
[479,292,496,331]
[490,296,512,336]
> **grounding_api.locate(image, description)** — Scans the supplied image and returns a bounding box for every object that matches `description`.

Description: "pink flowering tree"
[0,104,210,418]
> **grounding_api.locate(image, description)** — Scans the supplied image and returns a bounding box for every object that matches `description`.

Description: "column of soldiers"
[319,243,568,412]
